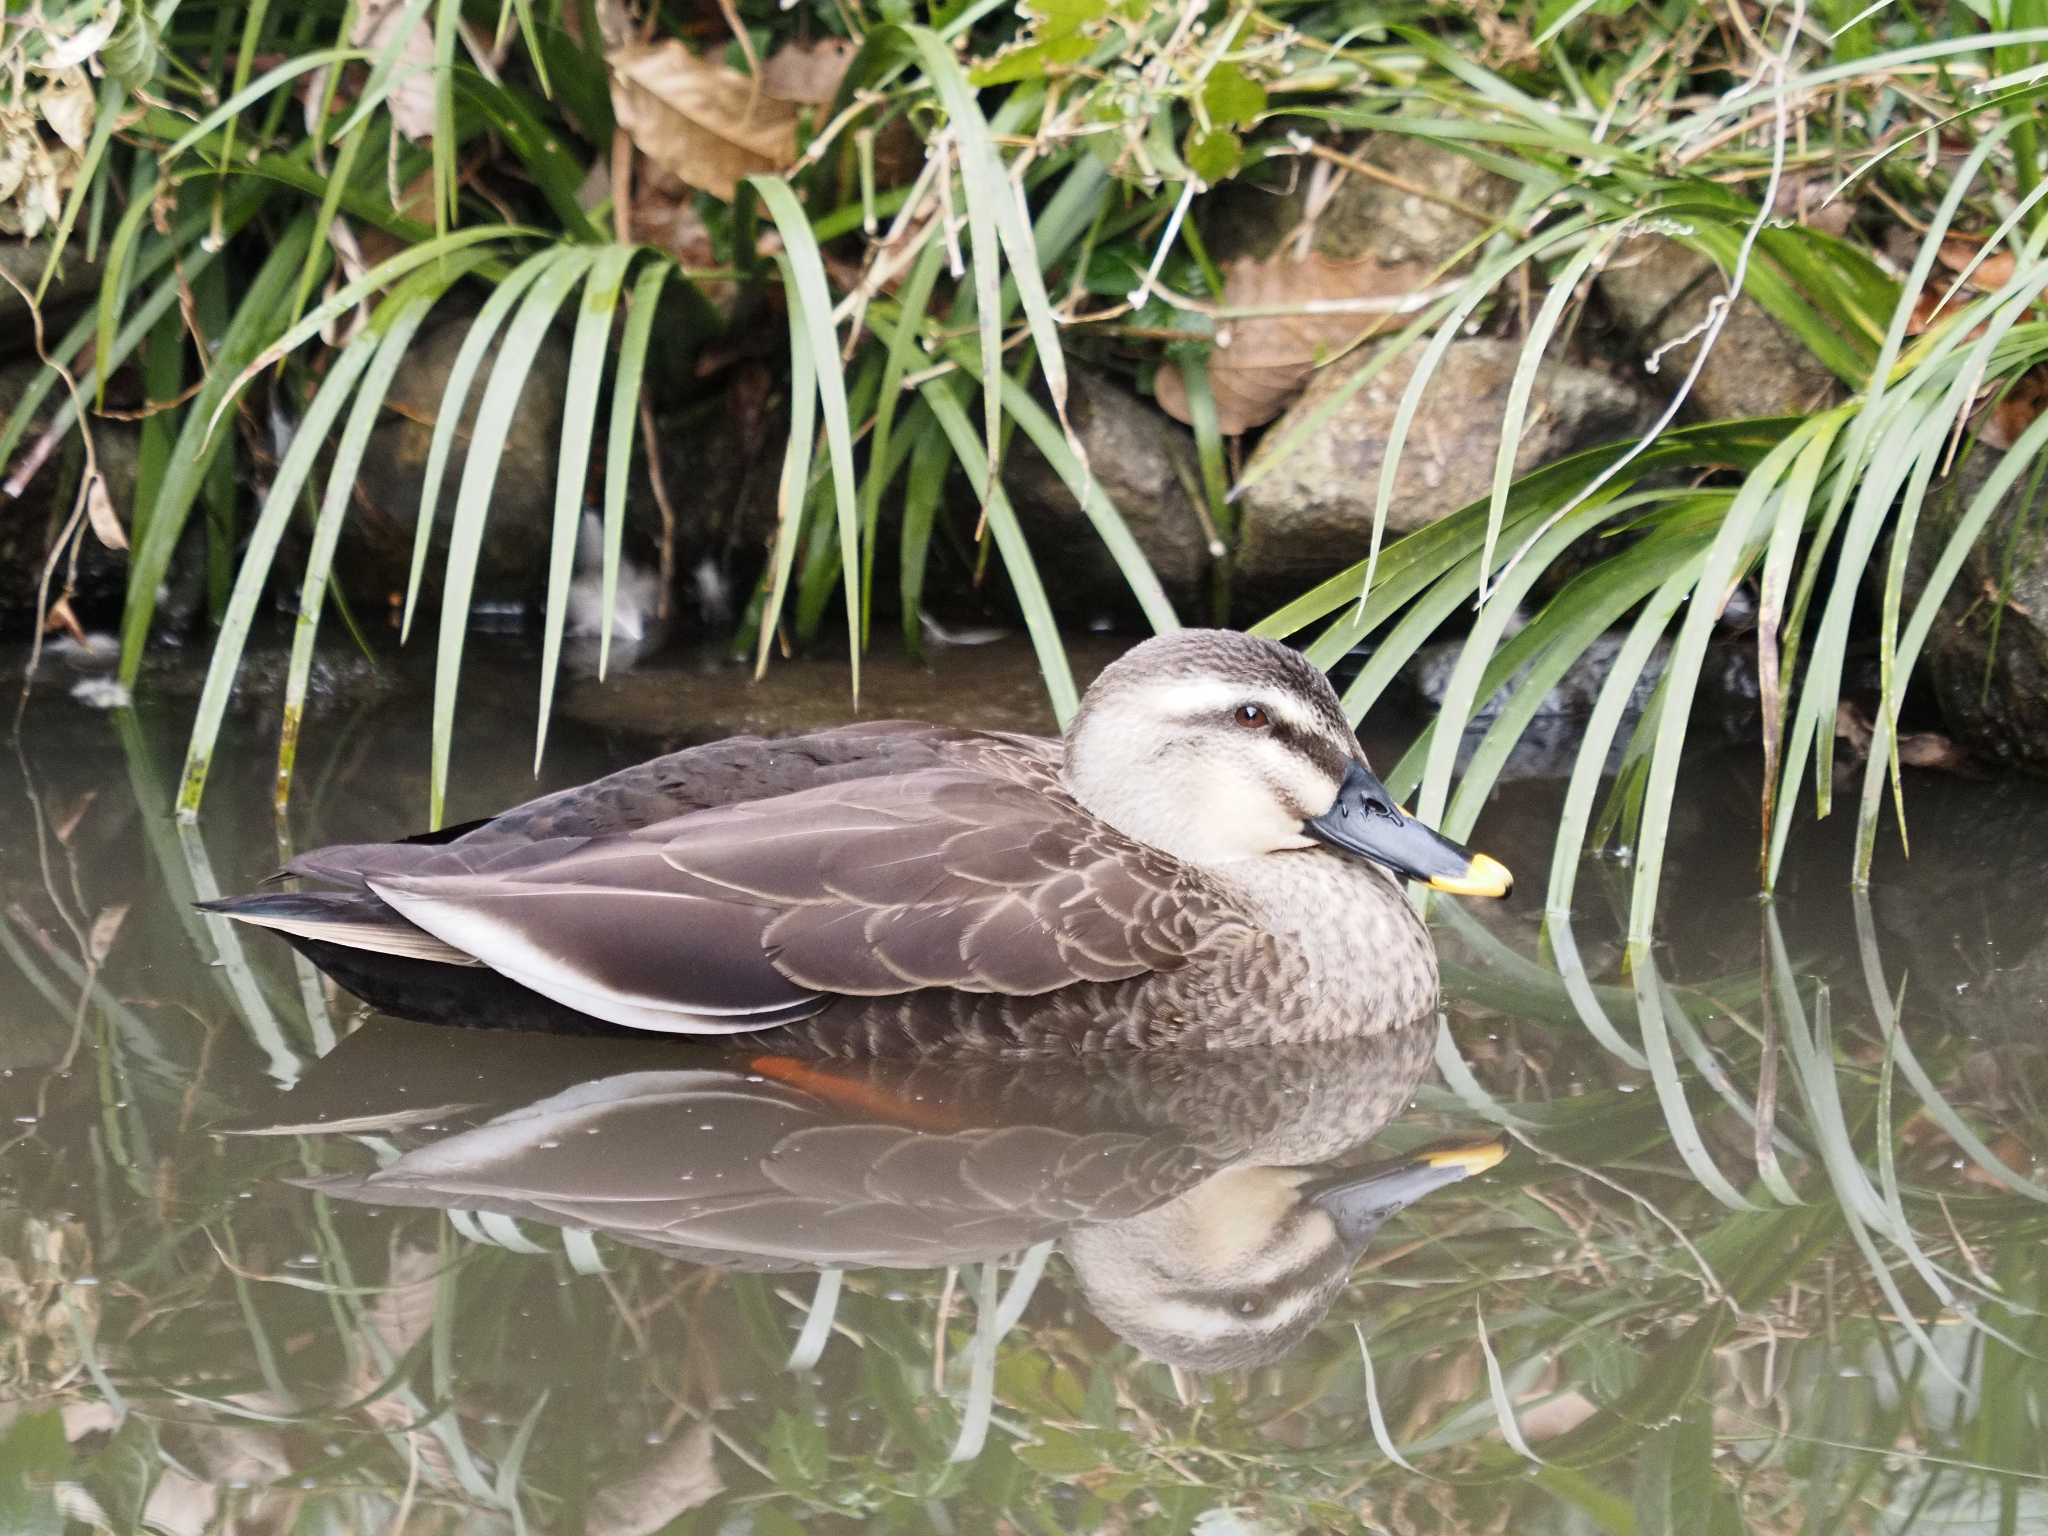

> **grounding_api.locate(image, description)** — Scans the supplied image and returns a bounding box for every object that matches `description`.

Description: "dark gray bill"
[1302,760,1512,897]
[1302,1140,1507,1251]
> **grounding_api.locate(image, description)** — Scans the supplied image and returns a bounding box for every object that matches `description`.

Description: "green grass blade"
[535,244,634,769]
[429,247,599,823]
[121,218,318,689]
[176,329,376,816]
[922,380,1079,725]
[860,236,947,646]
[1624,425,1816,945]
[433,0,461,234]
[886,26,1006,500]
[210,225,532,452]
[160,49,368,162]
[750,175,865,697]
[288,118,369,328]
[757,254,819,682]
[1481,233,1613,587]
[402,245,558,640]
[34,72,125,305]
[92,174,161,411]
[597,258,675,679]
[899,407,950,656]
[1544,569,1696,916]
[331,0,439,141]
[277,273,467,807]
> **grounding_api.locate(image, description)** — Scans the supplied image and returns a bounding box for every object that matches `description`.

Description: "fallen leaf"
[1834,700,1874,756]
[52,790,96,846]
[354,0,437,142]
[1937,234,2018,292]
[42,594,87,644]
[83,472,126,550]
[1834,702,1977,776]
[1980,364,2048,451]
[1897,731,1974,774]
[1960,1132,2037,1190]
[588,1424,722,1536]
[355,169,436,269]
[88,904,128,965]
[759,37,858,105]
[39,70,96,152]
[607,41,798,202]
[1154,252,1433,435]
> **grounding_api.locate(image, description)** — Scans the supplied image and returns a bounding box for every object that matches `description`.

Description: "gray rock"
[0,358,139,633]
[1599,235,1841,421]
[1204,136,1518,273]
[1902,447,2048,774]
[1003,368,1214,611]
[337,314,574,609]
[1233,339,1644,597]
[1410,629,1671,724]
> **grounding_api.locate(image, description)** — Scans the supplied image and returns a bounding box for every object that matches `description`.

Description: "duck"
[206,629,1512,1054]
[251,1013,1506,1370]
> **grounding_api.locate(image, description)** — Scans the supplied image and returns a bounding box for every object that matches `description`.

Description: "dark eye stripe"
[1268,719,1350,783]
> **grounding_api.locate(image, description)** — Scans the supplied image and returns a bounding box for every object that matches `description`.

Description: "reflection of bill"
[251,1016,1503,1370]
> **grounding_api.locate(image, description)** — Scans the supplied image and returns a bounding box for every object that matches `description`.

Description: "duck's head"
[1065,629,1511,893]
[1065,1141,1506,1371]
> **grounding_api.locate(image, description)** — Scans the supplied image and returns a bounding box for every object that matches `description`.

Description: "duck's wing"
[362,766,1251,1035]
[286,724,1057,887]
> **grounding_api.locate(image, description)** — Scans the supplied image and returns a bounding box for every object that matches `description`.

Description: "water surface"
[3,642,2045,1534]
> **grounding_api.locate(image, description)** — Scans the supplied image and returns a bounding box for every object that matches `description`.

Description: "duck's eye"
[1232,1294,1261,1317]
[1233,704,1269,730]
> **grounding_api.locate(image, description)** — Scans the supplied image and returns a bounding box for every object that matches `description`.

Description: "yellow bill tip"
[1423,1139,1508,1177]
[1428,852,1513,899]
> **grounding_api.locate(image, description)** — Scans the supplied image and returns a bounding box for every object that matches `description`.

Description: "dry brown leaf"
[41,594,87,644]
[87,904,128,965]
[1834,702,1976,776]
[83,473,125,551]
[355,0,437,142]
[52,791,96,847]
[1937,235,2018,292]
[1960,1132,2037,1190]
[1980,364,2048,450]
[356,170,436,269]
[759,38,857,105]
[1834,700,1874,756]
[607,41,798,202]
[39,71,96,153]
[1155,253,1431,435]
[1897,731,1973,774]
[588,1424,722,1536]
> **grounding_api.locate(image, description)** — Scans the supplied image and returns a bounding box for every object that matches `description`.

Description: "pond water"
[2,640,2045,1535]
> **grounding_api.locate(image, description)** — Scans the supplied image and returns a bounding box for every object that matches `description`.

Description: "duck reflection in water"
[258,1013,1504,1371]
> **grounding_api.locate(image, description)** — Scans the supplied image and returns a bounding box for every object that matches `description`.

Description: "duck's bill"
[1300,1138,1508,1251]
[1302,761,1513,897]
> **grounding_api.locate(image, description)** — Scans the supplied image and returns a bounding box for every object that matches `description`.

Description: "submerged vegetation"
[8,2,2048,919]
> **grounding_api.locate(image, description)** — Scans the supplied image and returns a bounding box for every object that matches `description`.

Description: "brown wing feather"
[286,723,1060,887]
[364,754,1250,1032]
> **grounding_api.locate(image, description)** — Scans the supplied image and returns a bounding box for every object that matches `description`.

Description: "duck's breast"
[1195,852,1438,1045]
